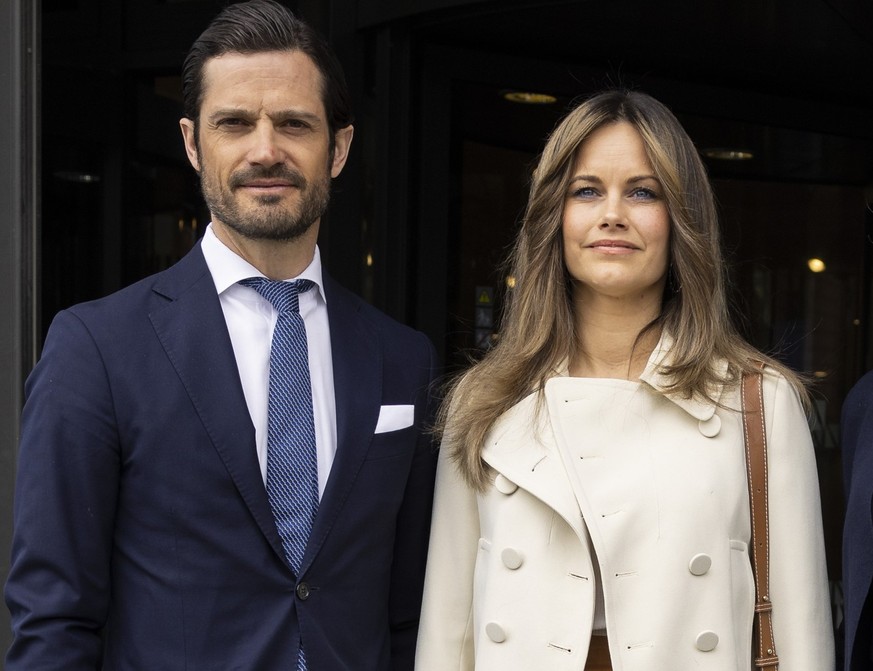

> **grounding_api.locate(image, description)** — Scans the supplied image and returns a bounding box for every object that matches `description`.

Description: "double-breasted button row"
[490,475,520,645]
[484,624,719,652]
[687,553,718,651]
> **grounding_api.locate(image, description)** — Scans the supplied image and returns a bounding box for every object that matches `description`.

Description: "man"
[843,370,873,670]
[5,1,438,669]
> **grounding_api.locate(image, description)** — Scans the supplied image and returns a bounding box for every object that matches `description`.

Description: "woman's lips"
[588,239,638,253]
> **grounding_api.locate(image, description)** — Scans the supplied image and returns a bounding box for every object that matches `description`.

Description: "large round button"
[296,582,311,601]
[688,553,712,576]
[494,474,519,495]
[695,630,719,652]
[698,415,721,437]
[501,548,524,570]
[485,622,507,643]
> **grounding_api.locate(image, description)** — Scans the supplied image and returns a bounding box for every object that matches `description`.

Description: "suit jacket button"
[494,474,519,495]
[501,548,524,570]
[688,553,712,576]
[296,582,311,601]
[695,630,719,651]
[485,622,507,643]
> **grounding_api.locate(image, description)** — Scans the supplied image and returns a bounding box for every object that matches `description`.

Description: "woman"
[415,90,834,670]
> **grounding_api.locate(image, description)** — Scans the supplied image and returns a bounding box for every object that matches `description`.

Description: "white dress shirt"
[200,224,337,498]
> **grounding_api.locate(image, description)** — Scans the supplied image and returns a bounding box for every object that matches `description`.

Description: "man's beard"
[199,163,331,242]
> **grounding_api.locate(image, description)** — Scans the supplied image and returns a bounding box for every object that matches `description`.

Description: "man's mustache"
[228,165,307,190]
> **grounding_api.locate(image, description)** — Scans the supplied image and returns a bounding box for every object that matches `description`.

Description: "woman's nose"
[599,197,627,229]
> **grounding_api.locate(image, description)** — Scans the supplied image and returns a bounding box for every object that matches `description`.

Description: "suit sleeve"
[388,333,440,671]
[764,373,835,669]
[840,371,873,666]
[414,428,480,670]
[841,372,873,496]
[5,309,120,670]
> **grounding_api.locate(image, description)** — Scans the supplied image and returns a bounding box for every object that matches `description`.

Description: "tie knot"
[240,277,315,314]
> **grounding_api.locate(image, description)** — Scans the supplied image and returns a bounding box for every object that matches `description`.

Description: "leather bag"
[741,364,780,669]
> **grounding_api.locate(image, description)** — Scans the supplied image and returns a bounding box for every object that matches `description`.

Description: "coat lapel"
[480,335,732,560]
[148,245,286,562]
[303,276,382,569]
[481,394,587,542]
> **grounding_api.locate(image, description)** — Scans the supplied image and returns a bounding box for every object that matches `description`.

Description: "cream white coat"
[415,340,834,670]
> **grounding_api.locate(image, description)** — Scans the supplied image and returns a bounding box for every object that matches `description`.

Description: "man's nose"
[247,123,285,166]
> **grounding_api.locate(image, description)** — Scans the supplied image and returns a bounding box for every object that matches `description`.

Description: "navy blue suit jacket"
[843,370,873,671]
[5,243,439,670]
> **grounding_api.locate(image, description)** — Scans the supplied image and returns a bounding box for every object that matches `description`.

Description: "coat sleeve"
[4,309,120,671]
[763,372,835,669]
[415,435,480,671]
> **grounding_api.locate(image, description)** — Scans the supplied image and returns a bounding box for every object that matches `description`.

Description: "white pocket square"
[375,404,415,434]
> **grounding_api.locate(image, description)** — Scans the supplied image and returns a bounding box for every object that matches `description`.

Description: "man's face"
[179,50,353,242]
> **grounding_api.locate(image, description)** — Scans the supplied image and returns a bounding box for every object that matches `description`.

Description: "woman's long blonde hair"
[441,89,808,490]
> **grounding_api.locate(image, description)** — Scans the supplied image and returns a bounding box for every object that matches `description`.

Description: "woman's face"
[562,121,671,304]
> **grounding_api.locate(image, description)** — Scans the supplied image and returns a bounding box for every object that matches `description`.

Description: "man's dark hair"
[181,0,353,138]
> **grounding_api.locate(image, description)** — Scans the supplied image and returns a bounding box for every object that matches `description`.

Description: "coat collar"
[480,333,729,543]
[638,333,729,422]
[552,332,729,422]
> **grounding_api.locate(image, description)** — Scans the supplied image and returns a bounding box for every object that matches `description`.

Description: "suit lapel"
[303,276,381,569]
[148,245,286,562]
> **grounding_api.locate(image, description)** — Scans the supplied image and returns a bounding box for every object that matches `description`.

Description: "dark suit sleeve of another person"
[842,370,873,671]
[5,308,120,670]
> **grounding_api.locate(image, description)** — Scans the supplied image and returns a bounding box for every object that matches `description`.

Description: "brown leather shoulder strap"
[741,363,779,669]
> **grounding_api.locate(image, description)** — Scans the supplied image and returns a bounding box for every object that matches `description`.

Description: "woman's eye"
[631,187,658,200]
[572,186,597,198]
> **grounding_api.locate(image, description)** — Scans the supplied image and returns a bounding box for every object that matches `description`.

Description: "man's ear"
[179,118,201,172]
[330,125,354,178]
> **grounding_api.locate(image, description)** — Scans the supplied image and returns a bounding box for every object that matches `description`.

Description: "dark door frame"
[0,0,40,655]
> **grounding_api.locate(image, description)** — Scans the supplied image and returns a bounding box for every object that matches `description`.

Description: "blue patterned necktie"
[240,277,317,670]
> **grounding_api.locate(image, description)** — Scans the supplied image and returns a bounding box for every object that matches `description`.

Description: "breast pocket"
[374,404,415,434]
[365,424,417,461]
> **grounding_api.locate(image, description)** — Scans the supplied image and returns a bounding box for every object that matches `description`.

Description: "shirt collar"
[200,223,327,304]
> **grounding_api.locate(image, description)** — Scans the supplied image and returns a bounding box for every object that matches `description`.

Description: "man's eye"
[282,119,309,130]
